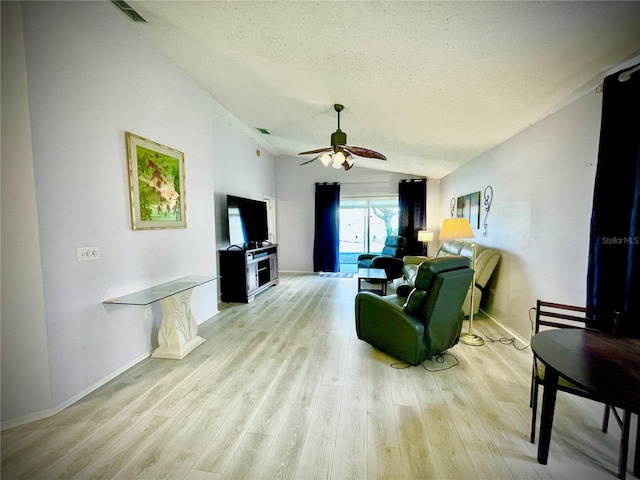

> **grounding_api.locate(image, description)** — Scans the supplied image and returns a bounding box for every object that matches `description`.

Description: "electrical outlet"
[144,307,151,319]
[77,246,100,261]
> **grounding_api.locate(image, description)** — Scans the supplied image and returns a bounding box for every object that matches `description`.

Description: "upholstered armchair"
[357,235,406,282]
[355,256,474,365]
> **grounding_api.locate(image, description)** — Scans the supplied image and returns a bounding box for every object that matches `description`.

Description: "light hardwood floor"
[2,273,636,479]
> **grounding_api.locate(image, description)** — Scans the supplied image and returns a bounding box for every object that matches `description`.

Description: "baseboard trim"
[1,407,56,432]
[1,350,151,431]
[480,308,531,348]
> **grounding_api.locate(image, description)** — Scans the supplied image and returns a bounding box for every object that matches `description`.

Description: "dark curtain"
[399,179,427,255]
[313,182,340,272]
[587,64,640,336]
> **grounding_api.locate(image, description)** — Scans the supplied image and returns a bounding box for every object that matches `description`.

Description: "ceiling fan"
[299,104,387,171]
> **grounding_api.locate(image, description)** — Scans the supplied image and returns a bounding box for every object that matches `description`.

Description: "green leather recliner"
[356,236,406,283]
[355,256,474,365]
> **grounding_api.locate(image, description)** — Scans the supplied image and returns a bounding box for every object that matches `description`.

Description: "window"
[339,196,399,271]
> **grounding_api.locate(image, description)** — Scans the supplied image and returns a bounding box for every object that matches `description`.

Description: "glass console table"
[104,276,217,359]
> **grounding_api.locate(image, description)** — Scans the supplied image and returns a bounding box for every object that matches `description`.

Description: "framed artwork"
[456,195,469,219]
[126,132,186,230]
[469,191,480,228]
[456,191,481,228]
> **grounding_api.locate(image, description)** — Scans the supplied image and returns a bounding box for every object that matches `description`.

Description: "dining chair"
[530,300,631,478]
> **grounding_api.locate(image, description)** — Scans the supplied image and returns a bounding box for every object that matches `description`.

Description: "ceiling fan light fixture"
[319,152,332,166]
[345,154,354,167]
[298,103,386,170]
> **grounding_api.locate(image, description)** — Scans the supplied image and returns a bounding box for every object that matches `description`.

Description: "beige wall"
[439,90,603,341]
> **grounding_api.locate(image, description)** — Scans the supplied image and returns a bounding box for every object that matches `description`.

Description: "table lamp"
[439,218,483,346]
[417,230,434,256]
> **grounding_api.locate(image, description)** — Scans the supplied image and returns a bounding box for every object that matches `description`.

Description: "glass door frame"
[339,195,400,256]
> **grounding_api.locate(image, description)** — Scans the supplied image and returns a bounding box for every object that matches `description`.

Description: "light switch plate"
[77,246,100,261]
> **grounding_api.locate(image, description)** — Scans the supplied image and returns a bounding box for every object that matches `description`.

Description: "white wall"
[212,128,276,249]
[1,1,53,425]
[20,0,219,415]
[274,157,434,272]
[439,89,603,340]
[1,1,275,428]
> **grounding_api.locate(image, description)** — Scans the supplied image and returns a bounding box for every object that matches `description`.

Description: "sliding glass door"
[339,196,399,272]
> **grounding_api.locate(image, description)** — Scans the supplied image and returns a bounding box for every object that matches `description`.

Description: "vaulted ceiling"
[127,1,640,178]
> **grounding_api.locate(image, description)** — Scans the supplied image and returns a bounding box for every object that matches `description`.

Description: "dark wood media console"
[219,245,278,303]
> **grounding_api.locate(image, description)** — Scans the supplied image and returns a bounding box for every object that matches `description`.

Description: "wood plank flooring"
[2,273,636,479]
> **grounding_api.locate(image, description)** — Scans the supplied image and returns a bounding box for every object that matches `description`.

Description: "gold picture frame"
[126,132,186,230]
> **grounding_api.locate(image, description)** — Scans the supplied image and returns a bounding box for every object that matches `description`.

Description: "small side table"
[357,268,389,296]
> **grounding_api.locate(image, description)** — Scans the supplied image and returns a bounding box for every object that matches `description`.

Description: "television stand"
[219,245,278,303]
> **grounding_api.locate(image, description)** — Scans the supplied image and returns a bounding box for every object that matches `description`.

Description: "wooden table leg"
[618,410,630,479]
[538,367,558,464]
[634,414,639,478]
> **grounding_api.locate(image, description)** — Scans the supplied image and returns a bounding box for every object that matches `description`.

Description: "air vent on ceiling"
[255,128,271,135]
[111,0,146,22]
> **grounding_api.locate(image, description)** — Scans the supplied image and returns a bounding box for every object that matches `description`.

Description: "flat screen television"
[227,195,269,248]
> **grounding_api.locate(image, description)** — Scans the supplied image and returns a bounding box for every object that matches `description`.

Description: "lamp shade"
[439,218,474,240]
[417,230,434,242]
[345,154,354,167]
[319,152,332,167]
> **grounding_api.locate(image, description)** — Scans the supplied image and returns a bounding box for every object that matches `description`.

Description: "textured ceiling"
[127,1,640,178]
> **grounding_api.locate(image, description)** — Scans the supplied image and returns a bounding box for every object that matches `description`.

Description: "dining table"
[531,328,640,478]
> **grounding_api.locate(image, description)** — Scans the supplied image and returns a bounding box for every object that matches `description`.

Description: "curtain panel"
[399,179,427,255]
[313,182,340,272]
[587,63,640,336]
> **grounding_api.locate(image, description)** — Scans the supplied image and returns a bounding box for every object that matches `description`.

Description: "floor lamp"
[439,218,484,346]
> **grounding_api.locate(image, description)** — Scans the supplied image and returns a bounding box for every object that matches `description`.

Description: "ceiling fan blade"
[298,147,332,155]
[343,146,387,160]
[299,157,318,166]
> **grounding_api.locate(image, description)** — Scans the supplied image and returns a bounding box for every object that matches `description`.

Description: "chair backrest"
[474,248,500,288]
[380,235,406,258]
[403,256,474,356]
[435,239,466,257]
[535,300,620,334]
